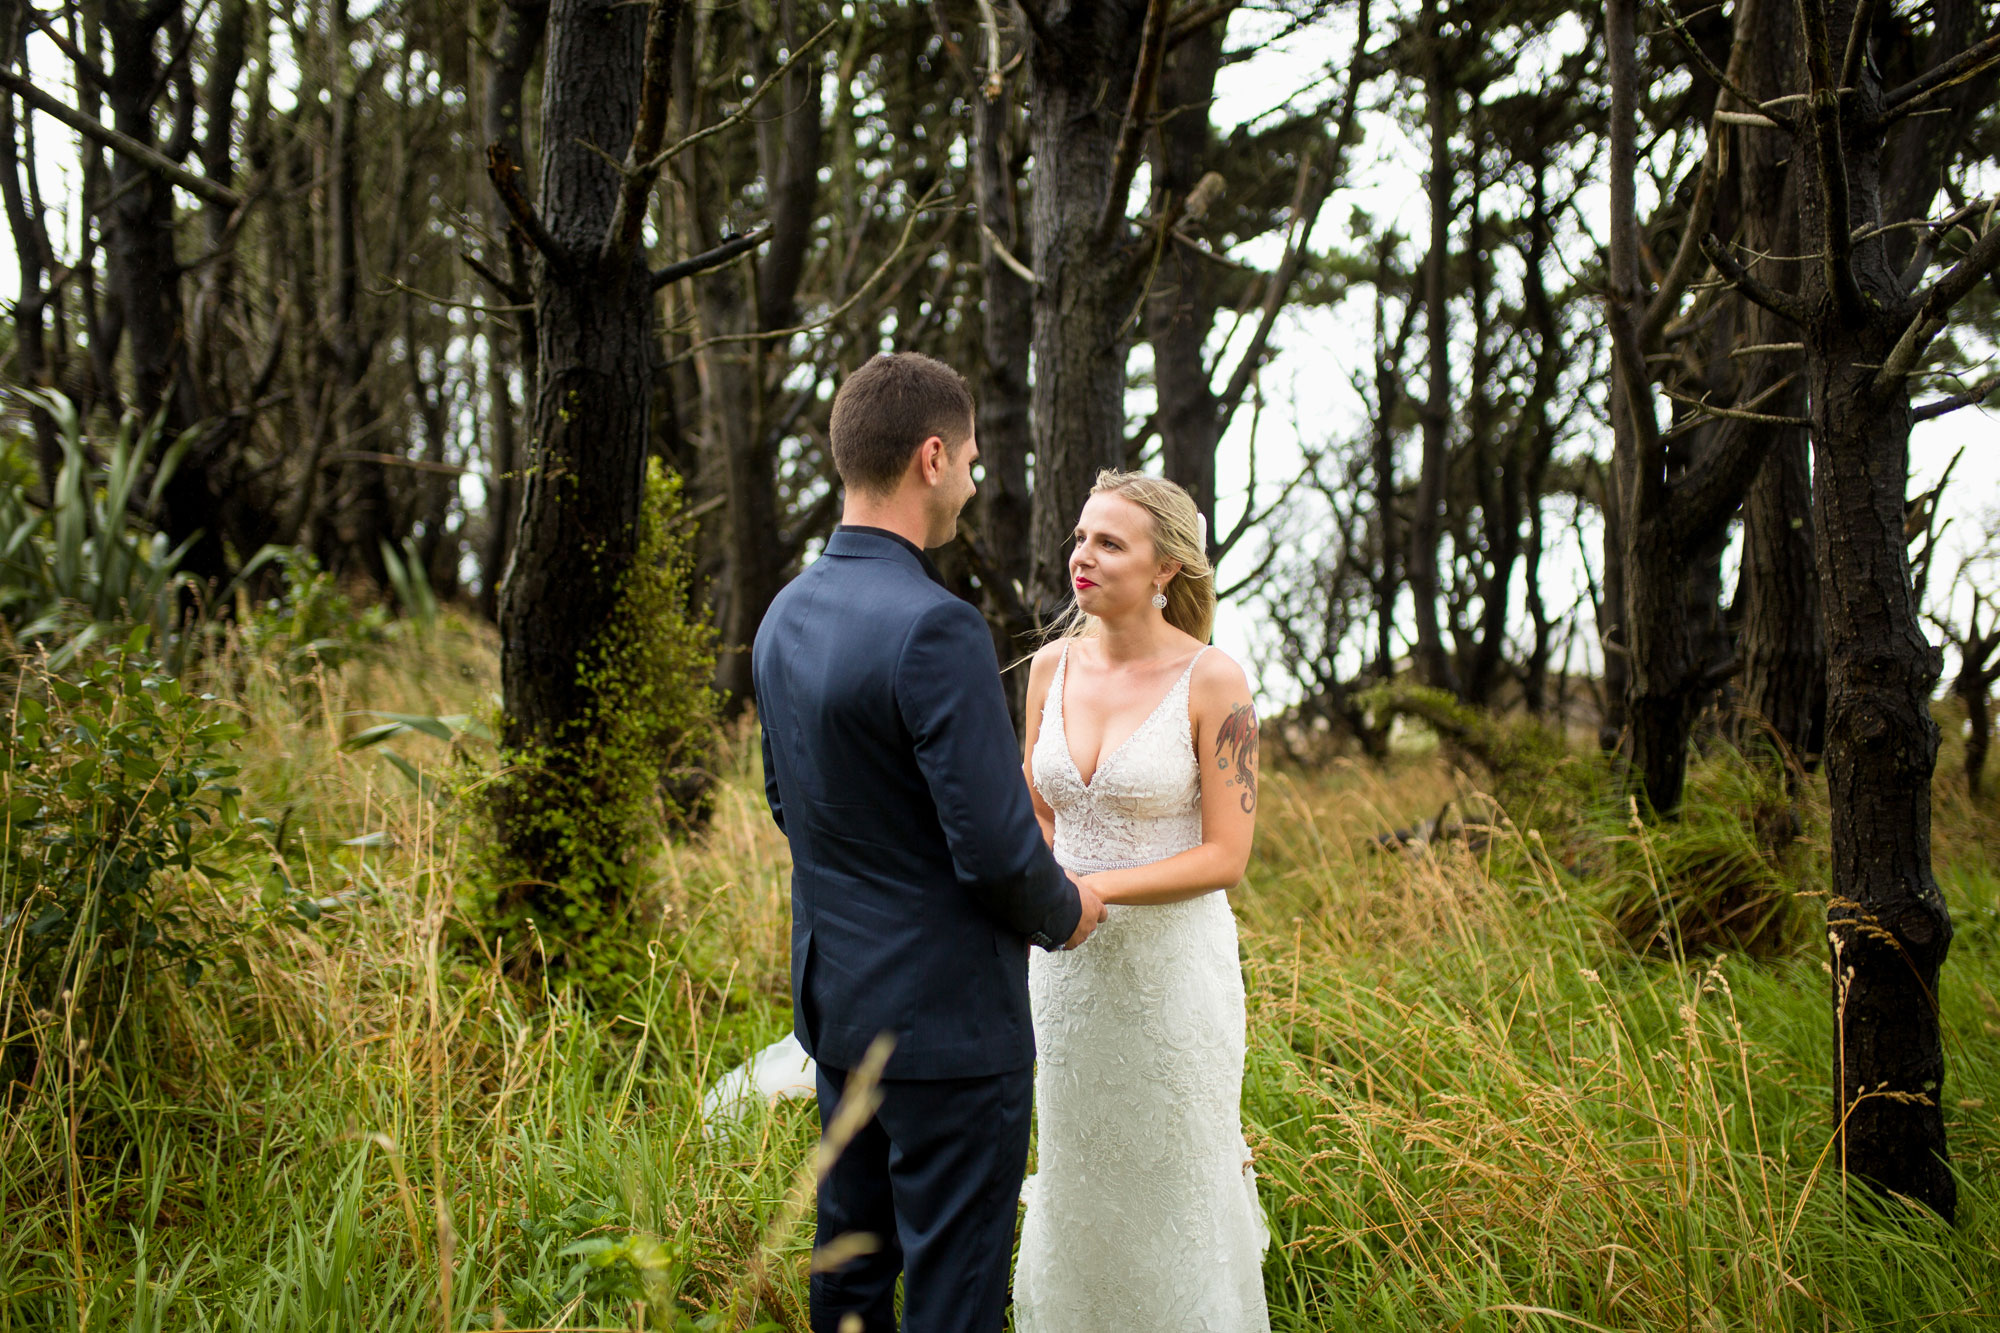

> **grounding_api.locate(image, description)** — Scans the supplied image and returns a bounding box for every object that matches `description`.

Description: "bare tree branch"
[972,0,1006,98]
[641,18,836,176]
[1659,384,1810,427]
[602,0,685,266]
[1898,196,1995,292]
[666,184,948,363]
[979,220,1039,285]
[1874,217,2000,395]
[1701,233,1809,323]
[1840,0,1884,92]
[484,141,567,273]
[1881,28,2000,123]
[0,67,242,208]
[1213,0,1372,432]
[1643,0,1794,132]
[461,248,527,304]
[1639,0,1760,344]
[1913,371,2000,423]
[651,225,771,289]
[1796,0,1865,318]
[1167,0,1239,49]
[1095,0,1171,242]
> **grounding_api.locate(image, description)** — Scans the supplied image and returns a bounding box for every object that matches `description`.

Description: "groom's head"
[830,352,978,548]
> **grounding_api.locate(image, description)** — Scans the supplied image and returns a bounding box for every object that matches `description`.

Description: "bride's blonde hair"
[1052,470,1215,644]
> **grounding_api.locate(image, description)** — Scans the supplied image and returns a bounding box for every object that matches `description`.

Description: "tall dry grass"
[0,620,1995,1331]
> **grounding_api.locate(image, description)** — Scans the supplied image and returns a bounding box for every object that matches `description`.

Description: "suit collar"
[828,525,946,586]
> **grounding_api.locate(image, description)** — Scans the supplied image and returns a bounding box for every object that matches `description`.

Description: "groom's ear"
[915,434,948,485]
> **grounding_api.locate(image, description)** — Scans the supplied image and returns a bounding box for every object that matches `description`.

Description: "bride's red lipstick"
[1073,576,1096,590]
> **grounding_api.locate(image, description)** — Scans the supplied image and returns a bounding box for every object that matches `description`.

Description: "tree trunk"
[479,0,548,618]
[1368,267,1404,684]
[1023,0,1153,615]
[1598,462,1628,751]
[1145,24,1225,535]
[1955,655,1993,800]
[322,14,391,584]
[102,0,230,584]
[1811,326,1954,1218]
[1725,0,1823,769]
[970,45,1037,717]
[1409,0,1455,693]
[0,2,62,490]
[1737,426,1824,763]
[1791,12,1953,1217]
[495,0,666,891]
[1604,0,1780,813]
[705,0,822,714]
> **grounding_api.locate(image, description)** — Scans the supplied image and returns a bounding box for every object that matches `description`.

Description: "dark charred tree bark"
[1604,0,1781,815]
[966,15,1038,715]
[321,5,392,583]
[491,0,684,895]
[1019,0,1160,614]
[1145,21,1227,532]
[1736,431,1824,763]
[1722,4,1823,770]
[1514,154,1565,715]
[1698,0,2000,1221]
[1367,242,1415,685]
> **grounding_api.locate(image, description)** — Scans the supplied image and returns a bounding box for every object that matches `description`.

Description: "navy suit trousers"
[810,1062,1032,1333]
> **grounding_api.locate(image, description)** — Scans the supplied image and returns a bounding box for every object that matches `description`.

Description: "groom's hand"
[1063,881,1109,950]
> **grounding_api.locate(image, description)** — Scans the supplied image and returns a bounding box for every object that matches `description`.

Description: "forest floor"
[4,618,2000,1331]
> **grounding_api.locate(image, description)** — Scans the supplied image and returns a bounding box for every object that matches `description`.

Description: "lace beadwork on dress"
[1013,642,1270,1333]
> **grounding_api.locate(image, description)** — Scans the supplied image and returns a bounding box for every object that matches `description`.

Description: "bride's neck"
[1090,614,1179,664]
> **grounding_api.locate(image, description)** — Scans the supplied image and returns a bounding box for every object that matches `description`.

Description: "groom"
[752,351,1105,1333]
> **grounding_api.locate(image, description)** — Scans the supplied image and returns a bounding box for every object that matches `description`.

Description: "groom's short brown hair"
[829,352,975,496]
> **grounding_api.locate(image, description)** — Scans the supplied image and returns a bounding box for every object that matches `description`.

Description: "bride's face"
[1069,493,1178,618]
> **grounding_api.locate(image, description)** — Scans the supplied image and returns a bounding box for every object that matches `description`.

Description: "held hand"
[1063,879,1109,950]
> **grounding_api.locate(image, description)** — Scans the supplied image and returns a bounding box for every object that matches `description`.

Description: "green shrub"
[229,546,394,682]
[481,460,720,984]
[0,629,271,1067]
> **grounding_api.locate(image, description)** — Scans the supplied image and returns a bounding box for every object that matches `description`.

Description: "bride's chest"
[1035,704,1201,818]
[1058,668,1190,771]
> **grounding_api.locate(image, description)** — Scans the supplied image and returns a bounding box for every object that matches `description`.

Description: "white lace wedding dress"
[1013,644,1269,1333]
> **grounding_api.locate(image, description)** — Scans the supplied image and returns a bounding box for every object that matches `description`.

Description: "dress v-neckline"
[1056,642,1207,790]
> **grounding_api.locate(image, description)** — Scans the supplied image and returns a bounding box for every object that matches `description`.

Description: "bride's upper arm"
[1192,650,1259,841]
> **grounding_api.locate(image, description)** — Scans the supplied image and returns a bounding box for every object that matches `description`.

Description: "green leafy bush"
[229,547,394,681]
[0,629,267,1062]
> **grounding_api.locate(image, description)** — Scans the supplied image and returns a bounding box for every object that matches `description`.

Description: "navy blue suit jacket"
[752,527,1083,1080]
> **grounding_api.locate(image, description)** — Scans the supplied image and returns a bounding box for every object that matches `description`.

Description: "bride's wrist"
[1091,876,1130,906]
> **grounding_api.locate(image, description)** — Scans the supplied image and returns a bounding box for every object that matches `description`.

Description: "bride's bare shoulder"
[1024,640,1068,698]
[1190,646,1252,709]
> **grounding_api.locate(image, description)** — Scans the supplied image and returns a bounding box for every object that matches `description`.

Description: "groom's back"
[754,527,1056,1080]
[757,536,954,853]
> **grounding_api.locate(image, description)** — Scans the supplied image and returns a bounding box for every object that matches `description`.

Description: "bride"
[1013,470,1269,1332]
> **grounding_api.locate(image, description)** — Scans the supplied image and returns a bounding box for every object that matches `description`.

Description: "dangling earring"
[1151,588,1169,610]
